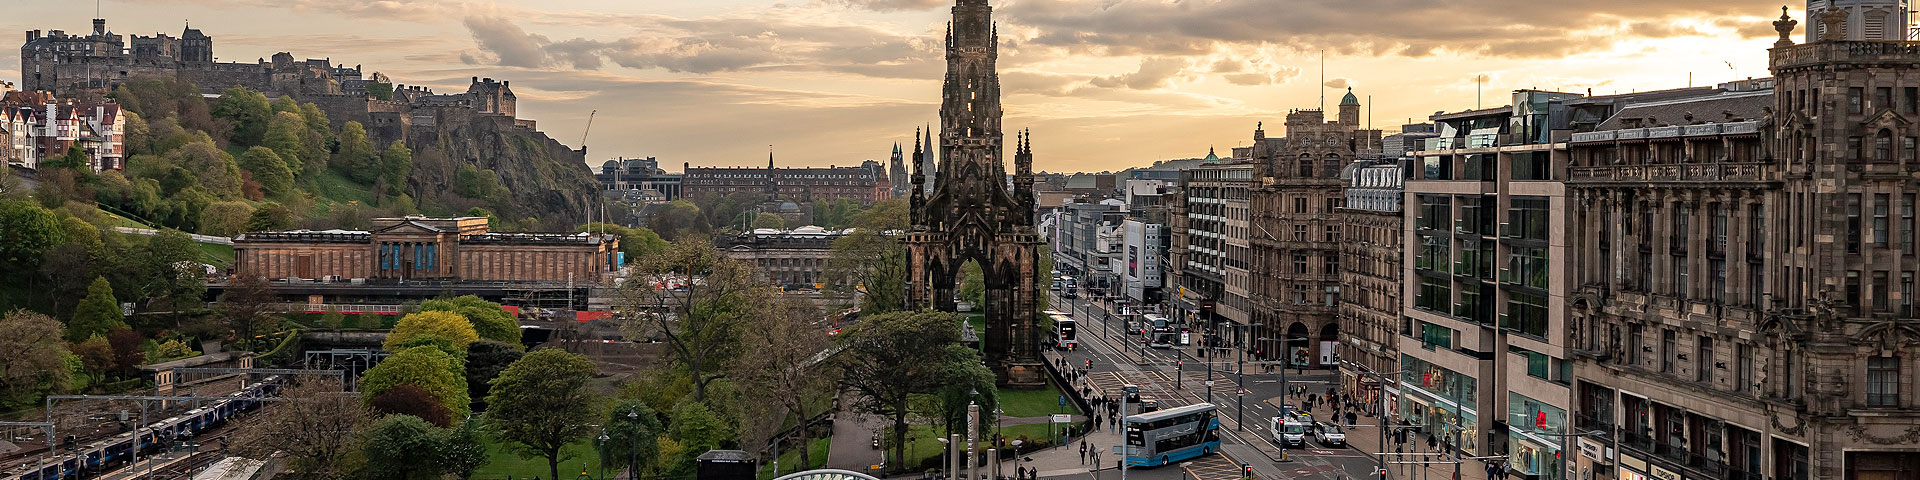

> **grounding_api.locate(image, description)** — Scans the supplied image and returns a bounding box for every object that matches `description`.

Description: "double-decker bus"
[1046,310,1077,350]
[1121,403,1220,467]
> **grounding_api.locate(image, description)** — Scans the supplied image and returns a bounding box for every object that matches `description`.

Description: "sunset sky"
[4,0,1796,173]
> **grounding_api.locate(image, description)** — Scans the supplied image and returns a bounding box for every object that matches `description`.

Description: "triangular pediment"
[1867,110,1912,130]
[372,220,443,234]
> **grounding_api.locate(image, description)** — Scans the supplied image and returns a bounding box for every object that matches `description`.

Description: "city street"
[1039,290,1387,480]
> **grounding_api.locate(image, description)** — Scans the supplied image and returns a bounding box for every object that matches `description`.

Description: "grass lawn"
[888,422,1071,472]
[307,169,376,208]
[197,242,236,267]
[997,380,1076,419]
[758,436,830,480]
[470,433,603,480]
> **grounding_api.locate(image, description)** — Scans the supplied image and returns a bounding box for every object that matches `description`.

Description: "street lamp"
[626,409,640,480]
[1338,361,1406,480]
[597,431,611,480]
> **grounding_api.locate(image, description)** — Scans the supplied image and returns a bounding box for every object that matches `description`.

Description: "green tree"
[824,229,907,314]
[264,111,309,172]
[199,201,256,236]
[167,141,242,198]
[617,239,769,402]
[334,121,380,183]
[752,212,785,230]
[271,95,302,115]
[647,199,706,240]
[452,165,506,201]
[0,309,71,408]
[246,202,295,232]
[959,261,985,307]
[367,83,394,101]
[238,146,295,197]
[0,199,66,274]
[837,310,988,474]
[359,415,460,480]
[380,141,413,196]
[383,311,480,353]
[68,277,127,343]
[368,384,453,427]
[580,222,668,264]
[139,230,207,316]
[39,145,90,170]
[661,401,736,476]
[598,399,662,478]
[462,340,523,407]
[732,296,832,470]
[69,335,113,384]
[233,378,366,480]
[418,296,518,344]
[360,345,469,420]
[851,198,908,231]
[212,86,272,146]
[485,349,600,480]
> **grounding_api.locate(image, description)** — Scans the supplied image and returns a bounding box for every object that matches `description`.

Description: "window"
[1661,329,1676,374]
[1298,154,1315,178]
[1510,196,1550,240]
[1514,347,1551,379]
[1507,245,1550,289]
[1294,254,1308,274]
[1906,194,1916,254]
[1907,137,1917,162]
[1417,234,1450,273]
[1867,356,1900,407]
[1419,320,1453,350]
[1877,87,1894,112]
[1849,193,1863,253]
[1851,136,1864,161]
[1417,276,1451,312]
[1324,254,1339,276]
[1326,198,1341,212]
[1848,270,1863,310]
[1850,86,1864,114]
[1905,272,1915,315]
[1418,195,1451,231]
[1876,193,1891,246]
[1293,224,1307,241]
[1512,152,1550,181]
[1876,130,1894,162]
[1712,259,1727,303]
[1325,225,1339,243]
[1735,343,1754,393]
[1459,196,1489,236]
[1629,324,1645,366]
[1906,87,1918,114]
[1506,290,1550,338]
[1697,336,1714,383]
[1874,270,1890,312]
[1464,154,1493,181]
[1295,197,1308,213]
[1712,203,1728,254]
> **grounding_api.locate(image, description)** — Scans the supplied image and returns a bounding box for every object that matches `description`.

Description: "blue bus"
[1121,402,1220,467]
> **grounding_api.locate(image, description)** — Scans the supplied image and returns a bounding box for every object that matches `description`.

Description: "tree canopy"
[383,311,480,353]
[618,239,772,402]
[418,296,518,344]
[361,345,469,420]
[485,348,599,480]
[67,277,127,343]
[0,309,71,408]
[836,310,992,473]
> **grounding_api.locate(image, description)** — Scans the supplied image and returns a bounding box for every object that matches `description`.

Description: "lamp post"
[626,409,640,480]
[1010,440,1024,479]
[597,431,611,480]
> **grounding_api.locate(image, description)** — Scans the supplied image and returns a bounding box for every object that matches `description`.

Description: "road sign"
[1059,395,1067,406]
[1051,414,1072,423]
[1206,381,1216,386]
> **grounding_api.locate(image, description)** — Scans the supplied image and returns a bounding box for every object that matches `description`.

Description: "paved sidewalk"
[1263,393,1495,480]
[998,413,1122,479]
[827,410,888,474]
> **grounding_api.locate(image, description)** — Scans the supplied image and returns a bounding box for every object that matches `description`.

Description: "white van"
[1269,416,1308,447]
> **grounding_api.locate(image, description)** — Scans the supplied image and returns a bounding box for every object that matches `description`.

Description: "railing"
[1688,452,1727,475]
[1773,41,1920,70]
[1654,442,1689,464]
[273,303,407,314]
[1574,415,1614,438]
[1726,467,1764,480]
[1621,431,1655,451]
[1568,162,1771,183]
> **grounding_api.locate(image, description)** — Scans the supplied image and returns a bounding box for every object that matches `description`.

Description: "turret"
[910,128,927,228]
[1338,87,1361,125]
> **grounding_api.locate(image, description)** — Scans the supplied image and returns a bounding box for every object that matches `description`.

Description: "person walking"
[1091,449,1101,471]
[1079,442,1088,465]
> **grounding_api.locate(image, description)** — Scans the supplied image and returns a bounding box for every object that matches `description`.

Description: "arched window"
[1876,129,1894,162]
[1324,153,1342,178]
[1298,153,1314,178]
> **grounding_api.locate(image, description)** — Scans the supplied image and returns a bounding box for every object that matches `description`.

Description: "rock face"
[402,107,596,228]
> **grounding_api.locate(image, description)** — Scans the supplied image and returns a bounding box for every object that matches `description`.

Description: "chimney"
[472,76,478,83]
[92,19,105,36]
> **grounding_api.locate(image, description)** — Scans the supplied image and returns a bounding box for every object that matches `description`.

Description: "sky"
[4,0,1796,174]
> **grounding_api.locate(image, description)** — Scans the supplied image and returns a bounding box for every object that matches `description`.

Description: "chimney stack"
[92,19,105,36]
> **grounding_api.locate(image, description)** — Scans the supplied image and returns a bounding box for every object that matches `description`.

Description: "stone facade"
[715,226,848,288]
[681,160,891,205]
[1337,159,1403,409]
[233,216,618,284]
[1169,161,1252,342]
[0,92,125,171]
[1561,10,1920,480]
[904,0,1045,386]
[1248,91,1382,365]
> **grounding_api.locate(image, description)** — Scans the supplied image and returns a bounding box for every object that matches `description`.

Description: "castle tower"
[1338,87,1361,125]
[907,0,1046,386]
[1806,0,1908,42]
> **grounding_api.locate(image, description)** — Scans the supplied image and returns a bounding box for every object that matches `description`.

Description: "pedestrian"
[1079,442,1088,465]
[1091,450,1101,470]
[1427,434,1437,451]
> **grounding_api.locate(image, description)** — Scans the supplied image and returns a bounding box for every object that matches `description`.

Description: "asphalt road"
[1046,291,1386,480]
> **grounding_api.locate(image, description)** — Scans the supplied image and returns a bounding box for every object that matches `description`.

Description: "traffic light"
[1241,464,1254,478]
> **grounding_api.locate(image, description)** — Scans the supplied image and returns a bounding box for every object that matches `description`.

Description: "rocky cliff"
[402,107,597,228]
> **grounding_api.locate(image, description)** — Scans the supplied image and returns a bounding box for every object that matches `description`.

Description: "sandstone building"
[1560,6,1920,480]
[1168,158,1253,345]
[1247,91,1382,367]
[233,216,620,291]
[714,226,849,289]
[1337,158,1403,410]
[681,159,892,205]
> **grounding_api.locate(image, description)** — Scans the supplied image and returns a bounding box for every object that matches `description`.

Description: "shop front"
[1399,354,1480,456]
[1507,392,1568,480]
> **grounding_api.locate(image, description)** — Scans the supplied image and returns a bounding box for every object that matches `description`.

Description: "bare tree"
[233,378,367,479]
[217,274,283,350]
[733,296,834,471]
[617,238,774,402]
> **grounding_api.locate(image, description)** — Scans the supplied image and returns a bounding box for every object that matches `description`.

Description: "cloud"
[1223,66,1301,86]
[1089,57,1190,90]
[824,0,947,11]
[458,14,934,76]
[1001,0,1782,59]
[1323,77,1355,89]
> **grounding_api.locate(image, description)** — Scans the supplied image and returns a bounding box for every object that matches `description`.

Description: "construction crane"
[580,110,597,147]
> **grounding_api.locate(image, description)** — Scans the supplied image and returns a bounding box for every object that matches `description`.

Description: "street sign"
[1051,414,1072,423]
[1058,395,1067,406]
[1206,381,1216,387]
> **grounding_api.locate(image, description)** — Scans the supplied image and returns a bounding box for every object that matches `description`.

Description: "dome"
[1340,87,1360,106]
[779,201,801,212]
[1202,147,1221,164]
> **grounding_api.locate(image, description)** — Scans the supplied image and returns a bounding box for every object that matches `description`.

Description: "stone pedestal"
[1003,361,1047,387]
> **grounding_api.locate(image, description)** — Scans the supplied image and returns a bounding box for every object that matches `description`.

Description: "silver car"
[1314,422,1346,446]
